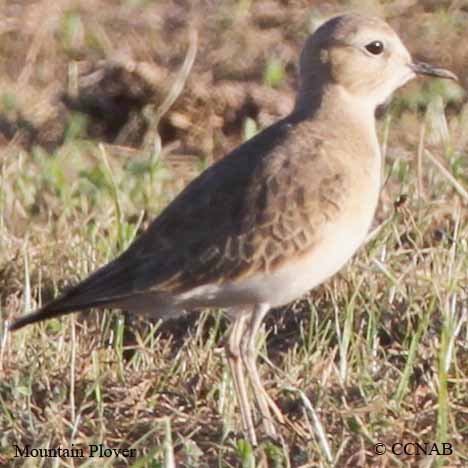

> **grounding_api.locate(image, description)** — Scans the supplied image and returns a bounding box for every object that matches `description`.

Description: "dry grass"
[0,0,467,466]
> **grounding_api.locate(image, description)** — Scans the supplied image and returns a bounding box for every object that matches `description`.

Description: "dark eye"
[365,41,384,55]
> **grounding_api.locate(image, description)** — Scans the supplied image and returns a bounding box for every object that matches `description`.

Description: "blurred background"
[0,1,467,466]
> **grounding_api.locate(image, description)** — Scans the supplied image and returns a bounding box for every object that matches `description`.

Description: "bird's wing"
[9,113,349,330]
[118,114,348,292]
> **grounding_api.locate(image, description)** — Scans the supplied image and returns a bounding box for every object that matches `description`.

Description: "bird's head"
[298,14,457,111]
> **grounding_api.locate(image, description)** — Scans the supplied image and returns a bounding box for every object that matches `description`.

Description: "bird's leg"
[241,303,284,440]
[225,312,258,446]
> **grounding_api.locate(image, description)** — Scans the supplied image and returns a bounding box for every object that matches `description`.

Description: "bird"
[9,13,457,446]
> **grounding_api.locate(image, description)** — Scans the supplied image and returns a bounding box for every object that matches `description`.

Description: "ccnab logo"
[392,443,452,456]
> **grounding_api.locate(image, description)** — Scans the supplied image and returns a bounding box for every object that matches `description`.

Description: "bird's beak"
[409,61,458,81]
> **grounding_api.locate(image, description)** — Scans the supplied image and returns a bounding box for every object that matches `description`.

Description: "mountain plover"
[9,13,456,445]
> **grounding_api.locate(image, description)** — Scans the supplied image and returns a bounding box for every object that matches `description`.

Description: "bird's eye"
[365,41,384,55]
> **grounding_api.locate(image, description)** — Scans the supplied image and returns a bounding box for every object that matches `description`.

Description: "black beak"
[410,62,458,81]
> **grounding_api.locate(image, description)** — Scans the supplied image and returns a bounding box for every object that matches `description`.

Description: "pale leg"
[241,303,284,439]
[225,312,258,446]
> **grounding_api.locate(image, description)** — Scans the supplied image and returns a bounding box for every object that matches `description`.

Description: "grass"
[0,0,468,466]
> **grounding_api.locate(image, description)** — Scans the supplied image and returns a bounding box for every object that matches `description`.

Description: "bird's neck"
[295,82,377,125]
[292,82,381,166]
[295,82,378,143]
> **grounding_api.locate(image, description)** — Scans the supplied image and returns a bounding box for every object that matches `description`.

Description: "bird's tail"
[8,295,113,331]
[8,257,132,332]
